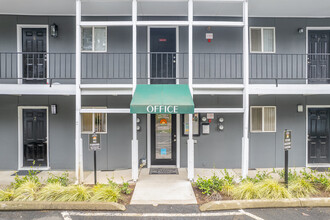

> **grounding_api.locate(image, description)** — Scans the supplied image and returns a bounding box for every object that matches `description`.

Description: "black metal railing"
[193,53,243,83]
[81,52,132,84]
[250,53,330,85]
[0,52,75,84]
[1,52,330,85]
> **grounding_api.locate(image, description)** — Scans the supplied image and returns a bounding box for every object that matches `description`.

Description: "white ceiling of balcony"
[0,0,329,17]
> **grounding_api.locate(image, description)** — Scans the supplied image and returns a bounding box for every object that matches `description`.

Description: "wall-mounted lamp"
[297,104,304,113]
[298,28,304,34]
[51,104,57,115]
[50,23,58,38]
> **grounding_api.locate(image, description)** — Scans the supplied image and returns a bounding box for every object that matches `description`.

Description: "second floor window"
[250,27,275,53]
[81,27,107,52]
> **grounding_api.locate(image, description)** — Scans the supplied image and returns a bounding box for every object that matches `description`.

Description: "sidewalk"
[130,168,197,205]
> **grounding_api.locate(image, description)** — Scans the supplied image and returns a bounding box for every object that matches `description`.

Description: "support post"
[75,0,83,184]
[131,0,139,182]
[187,0,194,181]
[241,0,249,179]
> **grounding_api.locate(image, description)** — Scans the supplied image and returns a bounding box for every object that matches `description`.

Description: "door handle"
[173,55,176,63]
[174,139,177,142]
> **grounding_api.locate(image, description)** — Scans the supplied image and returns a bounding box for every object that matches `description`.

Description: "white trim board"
[305,105,330,168]
[17,25,49,84]
[18,106,50,170]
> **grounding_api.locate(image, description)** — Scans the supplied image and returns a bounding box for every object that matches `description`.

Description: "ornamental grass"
[0,188,14,201]
[256,179,291,200]
[90,184,121,202]
[13,180,40,201]
[289,178,318,198]
[36,183,66,201]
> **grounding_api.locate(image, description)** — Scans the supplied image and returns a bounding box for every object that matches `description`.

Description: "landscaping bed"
[0,170,135,206]
[192,168,330,205]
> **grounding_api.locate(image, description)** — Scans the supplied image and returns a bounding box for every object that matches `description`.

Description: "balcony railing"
[0,52,329,85]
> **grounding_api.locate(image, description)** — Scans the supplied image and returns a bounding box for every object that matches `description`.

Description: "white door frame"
[147,26,181,168]
[305,27,330,84]
[17,24,50,84]
[18,106,50,170]
[306,105,330,168]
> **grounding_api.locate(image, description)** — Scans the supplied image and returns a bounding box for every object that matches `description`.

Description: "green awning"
[130,84,194,114]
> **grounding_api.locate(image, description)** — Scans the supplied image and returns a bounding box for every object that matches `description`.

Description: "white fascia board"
[80,108,130,113]
[193,21,244,27]
[194,0,243,2]
[0,84,75,95]
[136,21,189,26]
[249,84,330,95]
[80,21,133,26]
[195,108,244,113]
[193,84,244,95]
[80,84,133,95]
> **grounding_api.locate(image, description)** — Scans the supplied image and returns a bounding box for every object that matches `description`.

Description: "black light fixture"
[51,104,57,115]
[298,28,304,34]
[50,23,58,38]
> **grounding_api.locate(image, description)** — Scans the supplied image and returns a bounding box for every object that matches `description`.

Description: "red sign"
[159,38,167,42]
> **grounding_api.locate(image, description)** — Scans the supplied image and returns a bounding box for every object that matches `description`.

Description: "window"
[250,27,275,53]
[81,27,107,52]
[250,106,276,132]
[81,107,107,134]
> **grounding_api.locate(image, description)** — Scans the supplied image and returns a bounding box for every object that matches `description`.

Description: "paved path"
[0,207,329,220]
[130,168,197,204]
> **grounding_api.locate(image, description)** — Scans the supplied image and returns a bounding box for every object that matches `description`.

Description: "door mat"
[149,168,178,175]
[11,170,42,176]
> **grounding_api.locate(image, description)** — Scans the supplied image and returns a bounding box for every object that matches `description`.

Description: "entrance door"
[151,114,176,165]
[150,28,177,84]
[23,109,47,167]
[22,28,47,84]
[308,108,330,164]
[308,31,330,84]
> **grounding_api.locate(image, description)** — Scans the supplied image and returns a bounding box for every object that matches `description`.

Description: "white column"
[241,0,250,179]
[131,0,139,181]
[75,0,83,184]
[187,0,194,181]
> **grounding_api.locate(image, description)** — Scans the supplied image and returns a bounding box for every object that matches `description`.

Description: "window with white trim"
[250,106,276,132]
[81,27,107,52]
[250,27,275,53]
[81,107,107,134]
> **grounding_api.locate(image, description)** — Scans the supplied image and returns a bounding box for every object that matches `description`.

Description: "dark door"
[22,28,47,84]
[23,109,47,167]
[151,114,176,165]
[308,31,330,84]
[308,108,330,163]
[150,28,176,84]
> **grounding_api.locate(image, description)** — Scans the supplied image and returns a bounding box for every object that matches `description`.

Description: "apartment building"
[0,0,329,183]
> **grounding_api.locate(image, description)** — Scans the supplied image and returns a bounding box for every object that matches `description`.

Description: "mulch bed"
[192,184,330,205]
[118,184,135,205]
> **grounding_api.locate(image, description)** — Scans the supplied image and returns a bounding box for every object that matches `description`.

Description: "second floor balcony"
[0,52,329,86]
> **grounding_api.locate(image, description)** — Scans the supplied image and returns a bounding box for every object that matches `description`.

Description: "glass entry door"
[151,114,176,165]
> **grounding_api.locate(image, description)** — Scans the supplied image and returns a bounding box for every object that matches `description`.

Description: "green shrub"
[11,170,40,189]
[277,169,299,181]
[36,183,66,201]
[195,174,224,195]
[13,180,40,201]
[57,185,92,202]
[120,182,132,195]
[256,179,291,200]
[91,184,121,202]
[0,188,14,201]
[231,180,259,200]
[46,172,70,186]
[289,178,317,198]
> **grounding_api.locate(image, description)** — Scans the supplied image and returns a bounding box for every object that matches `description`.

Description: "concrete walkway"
[130,168,197,205]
